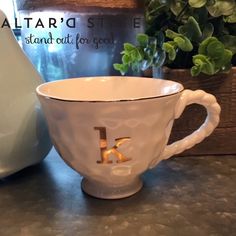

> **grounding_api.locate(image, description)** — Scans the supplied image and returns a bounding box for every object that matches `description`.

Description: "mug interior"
[36,76,184,102]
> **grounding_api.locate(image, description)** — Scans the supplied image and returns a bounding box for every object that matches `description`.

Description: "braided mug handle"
[158,89,220,163]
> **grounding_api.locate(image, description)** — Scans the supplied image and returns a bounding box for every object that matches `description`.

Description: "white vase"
[0,10,52,178]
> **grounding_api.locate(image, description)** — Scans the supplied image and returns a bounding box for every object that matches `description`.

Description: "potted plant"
[114,0,236,155]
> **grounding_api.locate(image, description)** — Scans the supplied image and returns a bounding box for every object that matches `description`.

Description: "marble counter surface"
[1,149,236,236]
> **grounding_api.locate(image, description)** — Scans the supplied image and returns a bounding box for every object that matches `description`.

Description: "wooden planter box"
[16,0,143,10]
[162,67,236,156]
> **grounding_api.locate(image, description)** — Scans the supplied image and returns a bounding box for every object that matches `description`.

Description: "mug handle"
[150,89,221,168]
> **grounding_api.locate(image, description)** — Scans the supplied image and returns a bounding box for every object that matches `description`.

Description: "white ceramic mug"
[36,77,220,199]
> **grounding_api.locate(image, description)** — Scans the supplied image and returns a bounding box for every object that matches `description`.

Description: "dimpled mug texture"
[37,77,220,199]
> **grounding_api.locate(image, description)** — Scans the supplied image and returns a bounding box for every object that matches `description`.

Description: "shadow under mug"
[36,77,221,199]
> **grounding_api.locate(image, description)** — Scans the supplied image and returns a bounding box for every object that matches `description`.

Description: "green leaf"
[137,47,145,59]
[165,29,193,52]
[207,0,236,17]
[178,16,202,42]
[221,49,233,71]
[131,62,140,72]
[224,49,233,63]
[130,48,142,62]
[189,0,207,8]
[195,36,233,75]
[214,48,233,71]
[136,49,143,61]
[220,35,236,54]
[136,34,149,47]
[224,10,236,23]
[202,23,214,40]
[191,65,202,76]
[165,29,180,39]
[113,63,129,75]
[174,36,193,51]
[163,42,177,61]
[192,7,208,26]
[170,0,186,16]
[191,56,205,76]
[114,33,164,74]
[124,43,136,52]
[192,54,215,75]
[146,0,167,18]
[207,40,225,59]
[199,37,218,55]
[122,54,130,65]
[113,63,122,71]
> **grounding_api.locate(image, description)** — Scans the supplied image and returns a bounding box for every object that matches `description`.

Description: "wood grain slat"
[163,67,236,155]
[17,0,144,10]
[169,127,236,156]
[163,67,236,94]
[172,92,236,130]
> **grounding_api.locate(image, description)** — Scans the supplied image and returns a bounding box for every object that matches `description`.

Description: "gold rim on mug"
[36,76,184,103]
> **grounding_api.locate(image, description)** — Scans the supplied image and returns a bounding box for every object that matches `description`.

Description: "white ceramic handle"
[160,89,221,160]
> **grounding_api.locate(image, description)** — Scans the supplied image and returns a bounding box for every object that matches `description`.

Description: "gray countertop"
[1,149,236,236]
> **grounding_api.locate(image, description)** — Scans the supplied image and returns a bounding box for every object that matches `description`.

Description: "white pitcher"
[0,10,51,178]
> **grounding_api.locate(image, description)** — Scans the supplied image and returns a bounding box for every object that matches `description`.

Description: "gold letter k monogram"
[94,127,131,164]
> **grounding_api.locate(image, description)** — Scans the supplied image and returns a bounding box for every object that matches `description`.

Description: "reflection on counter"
[0,149,235,235]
